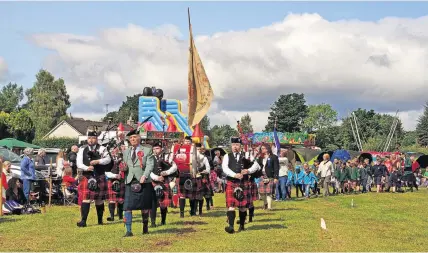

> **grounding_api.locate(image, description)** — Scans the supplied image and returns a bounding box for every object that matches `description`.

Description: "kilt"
[198,175,213,199]
[107,179,125,203]
[225,180,249,208]
[258,178,274,194]
[250,180,258,201]
[177,175,199,200]
[78,175,107,201]
[123,182,154,210]
[152,179,171,209]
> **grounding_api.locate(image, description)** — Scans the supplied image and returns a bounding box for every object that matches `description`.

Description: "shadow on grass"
[169,220,208,226]
[0,217,17,223]
[202,210,225,217]
[248,224,287,230]
[271,207,301,211]
[153,227,197,235]
[253,218,284,223]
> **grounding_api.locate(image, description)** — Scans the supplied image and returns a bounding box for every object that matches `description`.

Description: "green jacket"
[336,168,349,182]
[350,167,360,180]
[123,144,154,184]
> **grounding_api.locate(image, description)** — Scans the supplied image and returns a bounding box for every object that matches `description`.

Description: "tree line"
[1,70,427,153]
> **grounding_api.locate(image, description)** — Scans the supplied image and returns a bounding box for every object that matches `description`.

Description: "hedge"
[33,137,79,150]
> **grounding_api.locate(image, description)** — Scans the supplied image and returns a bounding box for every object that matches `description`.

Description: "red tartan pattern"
[107,179,125,203]
[152,179,171,209]
[258,179,274,194]
[250,181,258,201]
[198,176,213,198]
[177,176,198,200]
[225,180,250,208]
[78,175,107,201]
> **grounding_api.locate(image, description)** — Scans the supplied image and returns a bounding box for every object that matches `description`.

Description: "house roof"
[43,118,135,139]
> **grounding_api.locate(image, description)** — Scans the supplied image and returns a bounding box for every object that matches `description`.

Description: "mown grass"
[0,189,426,252]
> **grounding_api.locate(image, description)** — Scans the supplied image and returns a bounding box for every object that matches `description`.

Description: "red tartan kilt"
[197,176,212,198]
[225,180,249,208]
[258,179,274,194]
[152,179,171,209]
[78,175,107,201]
[177,176,197,200]
[107,179,125,203]
[251,181,258,201]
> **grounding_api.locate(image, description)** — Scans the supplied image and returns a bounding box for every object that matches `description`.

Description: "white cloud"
[387,109,424,131]
[28,13,428,131]
[0,57,9,82]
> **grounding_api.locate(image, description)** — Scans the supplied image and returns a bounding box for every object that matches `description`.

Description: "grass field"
[0,189,426,252]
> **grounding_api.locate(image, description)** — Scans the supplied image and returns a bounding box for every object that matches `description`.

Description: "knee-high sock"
[161,207,167,224]
[239,210,247,227]
[248,206,254,222]
[95,204,104,224]
[142,211,149,234]
[227,210,236,229]
[150,201,157,224]
[108,203,115,218]
[198,199,204,215]
[179,198,185,217]
[205,198,211,210]
[80,202,90,222]
[124,211,132,232]
[189,200,196,215]
[267,196,272,209]
[117,203,124,219]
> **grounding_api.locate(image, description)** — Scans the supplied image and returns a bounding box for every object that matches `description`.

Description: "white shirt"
[317,160,333,177]
[278,157,289,177]
[222,151,260,178]
[56,157,64,177]
[150,154,178,181]
[76,145,111,171]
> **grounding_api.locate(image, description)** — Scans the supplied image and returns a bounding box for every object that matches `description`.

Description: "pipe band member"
[76,127,112,227]
[149,141,177,226]
[122,129,155,237]
[222,137,260,234]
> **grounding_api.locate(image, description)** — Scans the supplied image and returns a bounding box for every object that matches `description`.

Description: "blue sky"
[1,1,428,89]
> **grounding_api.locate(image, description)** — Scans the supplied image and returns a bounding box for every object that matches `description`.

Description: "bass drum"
[143,87,153,96]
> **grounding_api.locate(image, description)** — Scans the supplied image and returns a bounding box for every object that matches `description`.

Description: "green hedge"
[33,137,79,150]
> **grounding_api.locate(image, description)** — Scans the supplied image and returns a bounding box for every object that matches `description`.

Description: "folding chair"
[61,183,76,206]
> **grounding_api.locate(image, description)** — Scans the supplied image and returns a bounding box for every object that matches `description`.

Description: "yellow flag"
[187,8,214,127]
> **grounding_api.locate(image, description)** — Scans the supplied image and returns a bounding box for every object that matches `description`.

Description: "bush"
[401,145,428,154]
[33,137,78,150]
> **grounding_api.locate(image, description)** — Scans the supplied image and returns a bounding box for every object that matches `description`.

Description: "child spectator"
[294,166,304,198]
[302,163,317,199]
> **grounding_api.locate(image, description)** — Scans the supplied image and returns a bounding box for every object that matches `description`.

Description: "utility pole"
[105,104,109,115]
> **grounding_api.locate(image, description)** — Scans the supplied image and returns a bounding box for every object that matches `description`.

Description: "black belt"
[226,177,248,183]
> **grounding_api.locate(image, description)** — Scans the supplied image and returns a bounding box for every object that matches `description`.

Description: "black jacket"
[68,151,78,176]
[257,154,280,179]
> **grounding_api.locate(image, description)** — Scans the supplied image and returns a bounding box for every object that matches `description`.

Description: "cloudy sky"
[0,1,427,132]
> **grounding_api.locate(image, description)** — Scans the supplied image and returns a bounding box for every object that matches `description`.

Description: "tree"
[239,114,254,133]
[416,102,428,147]
[7,109,35,142]
[102,93,142,124]
[265,93,308,133]
[210,124,238,147]
[26,69,70,139]
[303,103,338,132]
[0,82,24,113]
[200,115,210,138]
[0,111,11,139]
[314,126,344,150]
[339,109,404,151]
[402,131,418,147]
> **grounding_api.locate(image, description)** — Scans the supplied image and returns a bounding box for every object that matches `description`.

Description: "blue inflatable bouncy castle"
[138,86,210,148]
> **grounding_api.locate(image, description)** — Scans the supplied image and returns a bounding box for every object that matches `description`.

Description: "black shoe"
[151,223,157,228]
[161,221,166,226]
[238,225,245,232]
[107,217,114,222]
[249,216,253,223]
[224,226,234,234]
[123,231,133,237]
[180,212,184,218]
[98,221,103,225]
[76,221,87,227]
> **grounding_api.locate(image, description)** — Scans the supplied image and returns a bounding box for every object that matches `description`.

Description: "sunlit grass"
[0,189,426,252]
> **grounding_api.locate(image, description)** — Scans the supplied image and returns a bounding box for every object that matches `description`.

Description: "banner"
[187,8,214,127]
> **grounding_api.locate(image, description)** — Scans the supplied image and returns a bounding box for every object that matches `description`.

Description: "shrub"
[33,137,78,150]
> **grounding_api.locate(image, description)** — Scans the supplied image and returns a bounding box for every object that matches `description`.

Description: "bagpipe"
[233,151,254,201]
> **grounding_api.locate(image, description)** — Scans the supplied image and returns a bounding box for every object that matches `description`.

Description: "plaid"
[197,175,213,199]
[78,175,107,201]
[152,179,171,209]
[250,180,258,201]
[225,180,250,208]
[258,178,274,194]
[107,179,125,203]
[177,175,198,200]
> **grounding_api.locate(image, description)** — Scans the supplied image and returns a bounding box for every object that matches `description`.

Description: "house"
[43,118,135,144]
